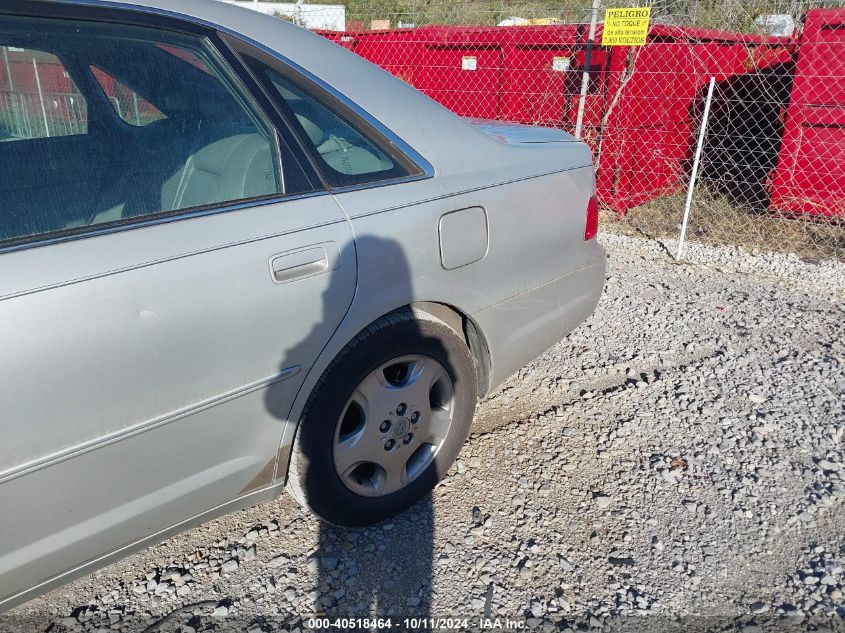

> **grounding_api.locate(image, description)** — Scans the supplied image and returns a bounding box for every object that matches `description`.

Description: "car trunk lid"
[466,118,577,144]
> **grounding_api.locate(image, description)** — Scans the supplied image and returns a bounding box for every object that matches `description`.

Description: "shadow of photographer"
[265,235,469,623]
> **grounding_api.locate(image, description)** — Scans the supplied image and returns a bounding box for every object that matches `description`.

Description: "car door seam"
[270,194,359,483]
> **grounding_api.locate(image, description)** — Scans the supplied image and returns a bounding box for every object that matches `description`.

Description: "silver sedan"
[0,0,605,609]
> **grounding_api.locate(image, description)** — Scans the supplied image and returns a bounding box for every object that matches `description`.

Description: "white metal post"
[1,47,18,135]
[2,47,13,91]
[574,0,600,140]
[133,91,141,126]
[677,76,715,260]
[32,57,50,138]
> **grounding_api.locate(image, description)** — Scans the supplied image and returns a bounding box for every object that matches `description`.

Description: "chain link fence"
[303,0,845,261]
[0,48,88,140]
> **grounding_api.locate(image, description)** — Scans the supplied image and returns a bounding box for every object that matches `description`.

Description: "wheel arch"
[410,301,491,399]
[277,300,491,487]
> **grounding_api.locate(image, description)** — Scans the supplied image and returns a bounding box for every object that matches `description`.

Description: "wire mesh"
[0,48,88,140]
[305,0,845,260]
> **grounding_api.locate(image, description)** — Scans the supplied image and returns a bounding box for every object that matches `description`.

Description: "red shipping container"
[338,26,610,141]
[770,8,845,219]
[317,24,791,214]
[596,25,792,213]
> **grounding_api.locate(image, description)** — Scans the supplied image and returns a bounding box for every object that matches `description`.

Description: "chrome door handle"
[269,242,340,284]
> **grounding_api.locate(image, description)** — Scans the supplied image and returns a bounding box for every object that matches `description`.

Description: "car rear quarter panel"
[336,140,596,306]
[340,165,602,375]
[274,144,599,475]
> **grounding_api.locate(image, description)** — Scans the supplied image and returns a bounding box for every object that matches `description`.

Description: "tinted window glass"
[0,17,307,246]
[156,45,214,75]
[0,46,87,140]
[246,58,412,187]
[91,66,166,127]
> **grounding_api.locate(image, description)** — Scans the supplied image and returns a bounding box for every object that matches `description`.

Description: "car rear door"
[0,7,355,607]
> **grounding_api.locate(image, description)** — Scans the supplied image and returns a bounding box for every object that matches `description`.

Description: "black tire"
[286,309,477,527]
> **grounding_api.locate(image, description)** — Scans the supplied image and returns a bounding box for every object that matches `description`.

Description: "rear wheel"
[287,309,476,526]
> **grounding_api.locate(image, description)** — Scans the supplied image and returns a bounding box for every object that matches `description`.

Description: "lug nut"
[379,420,391,433]
[403,433,413,445]
[384,439,396,451]
[410,411,420,424]
[396,403,407,416]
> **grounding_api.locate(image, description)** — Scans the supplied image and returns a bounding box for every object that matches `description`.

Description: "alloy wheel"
[332,354,455,497]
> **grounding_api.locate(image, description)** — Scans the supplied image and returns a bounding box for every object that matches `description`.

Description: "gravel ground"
[3,233,844,633]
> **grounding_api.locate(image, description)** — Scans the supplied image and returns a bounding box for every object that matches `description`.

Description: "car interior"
[265,71,395,180]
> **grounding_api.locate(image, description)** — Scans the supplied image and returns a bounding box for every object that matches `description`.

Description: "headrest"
[295,113,324,146]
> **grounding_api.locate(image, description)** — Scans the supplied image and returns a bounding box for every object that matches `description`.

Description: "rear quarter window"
[90,65,166,127]
[242,54,419,188]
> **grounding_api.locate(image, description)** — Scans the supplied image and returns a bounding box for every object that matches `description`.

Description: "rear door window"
[0,17,313,247]
[264,71,397,181]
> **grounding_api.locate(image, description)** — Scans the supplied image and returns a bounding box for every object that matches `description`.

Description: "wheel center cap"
[393,417,410,437]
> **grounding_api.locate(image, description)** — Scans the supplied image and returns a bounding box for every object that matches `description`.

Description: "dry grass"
[600,189,845,262]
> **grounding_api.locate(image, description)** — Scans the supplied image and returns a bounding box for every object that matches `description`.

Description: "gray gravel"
[3,232,844,632]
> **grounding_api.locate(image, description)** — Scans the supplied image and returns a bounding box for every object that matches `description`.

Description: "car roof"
[42,0,490,176]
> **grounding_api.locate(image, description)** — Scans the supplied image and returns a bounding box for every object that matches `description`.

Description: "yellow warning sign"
[602,7,651,46]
